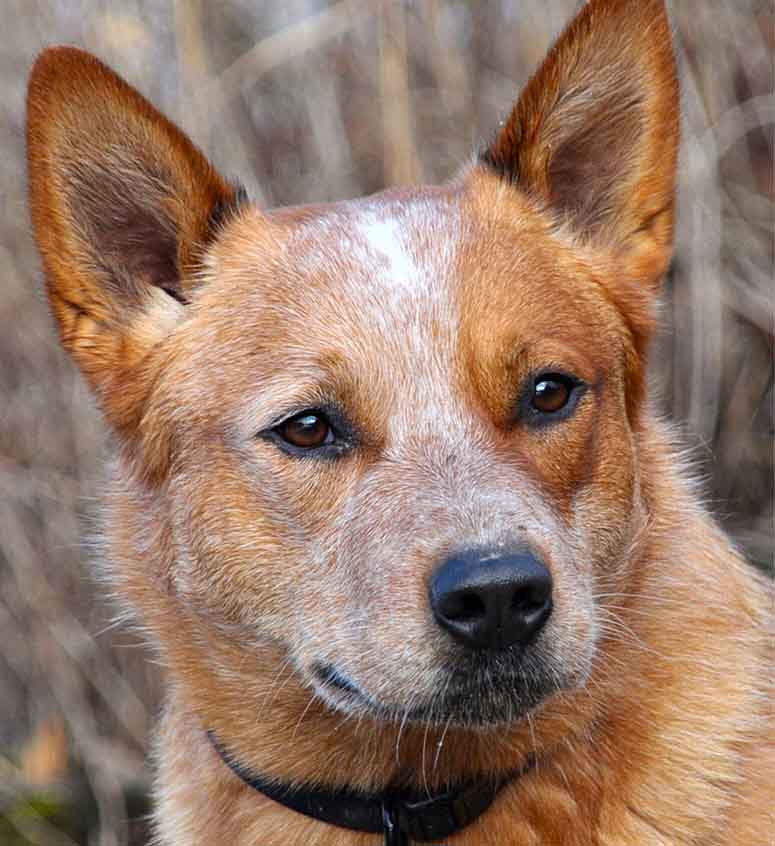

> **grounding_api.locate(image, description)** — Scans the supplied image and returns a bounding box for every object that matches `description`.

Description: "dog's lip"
[313,662,363,697]
[313,661,406,715]
[311,661,541,724]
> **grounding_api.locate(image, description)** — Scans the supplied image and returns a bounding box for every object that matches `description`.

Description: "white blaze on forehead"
[352,206,470,446]
[356,214,422,301]
[350,206,457,349]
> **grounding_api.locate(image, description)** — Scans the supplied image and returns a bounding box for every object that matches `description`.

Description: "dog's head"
[27,0,678,738]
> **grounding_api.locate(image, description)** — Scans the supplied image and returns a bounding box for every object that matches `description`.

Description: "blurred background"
[0,1,772,843]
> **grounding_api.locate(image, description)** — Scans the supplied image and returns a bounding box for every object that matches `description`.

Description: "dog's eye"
[276,411,334,450]
[531,375,573,414]
[527,372,587,420]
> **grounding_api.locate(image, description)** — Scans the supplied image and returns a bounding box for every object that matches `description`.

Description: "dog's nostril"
[512,583,550,614]
[437,589,487,624]
[455,591,486,620]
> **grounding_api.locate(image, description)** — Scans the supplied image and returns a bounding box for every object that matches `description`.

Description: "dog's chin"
[309,661,565,729]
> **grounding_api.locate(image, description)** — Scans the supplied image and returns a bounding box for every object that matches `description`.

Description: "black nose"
[429,548,553,651]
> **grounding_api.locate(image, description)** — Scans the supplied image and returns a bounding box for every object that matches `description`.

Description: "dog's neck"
[207,727,525,844]
[153,676,608,845]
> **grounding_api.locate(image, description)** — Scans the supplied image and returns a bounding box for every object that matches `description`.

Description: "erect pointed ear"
[26,47,242,434]
[480,0,679,287]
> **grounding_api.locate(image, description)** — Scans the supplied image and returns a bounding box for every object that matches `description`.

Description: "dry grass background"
[0,1,772,843]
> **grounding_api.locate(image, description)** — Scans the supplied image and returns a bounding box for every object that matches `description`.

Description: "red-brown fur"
[26,0,773,843]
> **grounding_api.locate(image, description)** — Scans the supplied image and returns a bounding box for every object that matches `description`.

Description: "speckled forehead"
[286,193,463,347]
[259,189,473,436]
[207,178,597,379]
[287,192,463,315]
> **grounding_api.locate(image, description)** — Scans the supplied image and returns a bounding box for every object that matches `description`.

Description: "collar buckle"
[382,799,411,846]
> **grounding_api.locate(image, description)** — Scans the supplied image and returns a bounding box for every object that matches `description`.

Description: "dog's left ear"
[481,0,679,288]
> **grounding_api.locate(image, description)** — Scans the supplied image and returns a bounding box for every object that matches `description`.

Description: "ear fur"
[26,47,241,442]
[481,0,679,288]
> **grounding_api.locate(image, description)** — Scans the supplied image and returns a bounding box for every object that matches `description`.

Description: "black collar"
[208,731,522,845]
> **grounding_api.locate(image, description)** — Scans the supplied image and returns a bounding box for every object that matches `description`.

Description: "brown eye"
[532,376,572,414]
[277,412,334,449]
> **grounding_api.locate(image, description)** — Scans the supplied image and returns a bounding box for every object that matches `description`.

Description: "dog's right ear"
[26,47,241,436]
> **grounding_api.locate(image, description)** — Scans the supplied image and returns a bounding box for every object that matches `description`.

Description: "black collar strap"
[208,731,518,845]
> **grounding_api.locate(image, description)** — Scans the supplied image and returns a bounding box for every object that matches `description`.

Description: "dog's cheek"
[160,458,294,638]
[569,391,641,577]
[167,439,364,647]
[531,386,641,684]
[169,500,301,641]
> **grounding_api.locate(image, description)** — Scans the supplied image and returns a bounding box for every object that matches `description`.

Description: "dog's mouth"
[312,658,558,727]
[314,663,363,697]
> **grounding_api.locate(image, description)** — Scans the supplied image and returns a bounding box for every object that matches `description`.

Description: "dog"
[26,0,773,842]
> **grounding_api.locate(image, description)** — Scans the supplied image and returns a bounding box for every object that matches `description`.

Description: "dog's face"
[157,181,643,726]
[27,0,678,733]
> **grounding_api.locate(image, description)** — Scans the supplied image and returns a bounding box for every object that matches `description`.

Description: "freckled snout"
[429,549,553,651]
